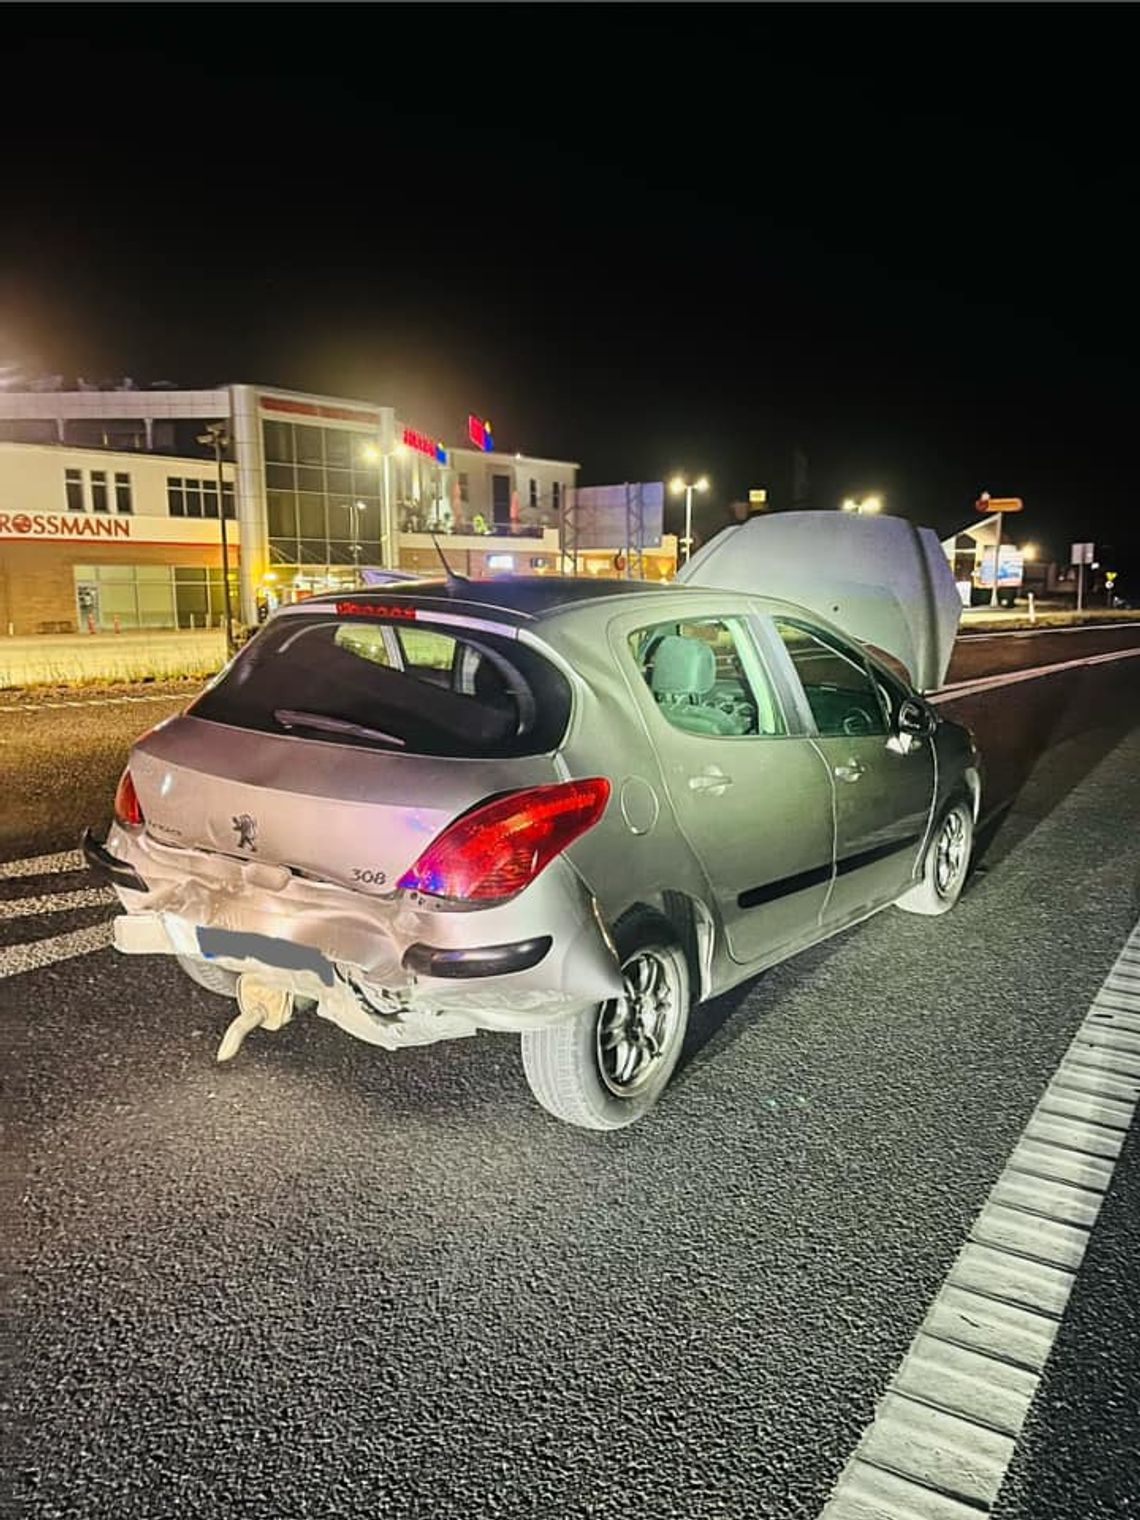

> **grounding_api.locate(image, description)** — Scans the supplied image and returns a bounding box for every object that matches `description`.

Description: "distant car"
[84,514,981,1130]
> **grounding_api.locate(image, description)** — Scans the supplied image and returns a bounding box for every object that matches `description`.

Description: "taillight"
[397,778,610,903]
[113,768,144,828]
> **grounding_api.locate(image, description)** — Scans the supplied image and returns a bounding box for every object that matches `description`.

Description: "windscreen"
[190,615,572,758]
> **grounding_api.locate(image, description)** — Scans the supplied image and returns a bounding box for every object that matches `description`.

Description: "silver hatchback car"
[85,513,980,1129]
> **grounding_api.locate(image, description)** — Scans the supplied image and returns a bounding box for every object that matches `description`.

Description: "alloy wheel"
[596,947,685,1097]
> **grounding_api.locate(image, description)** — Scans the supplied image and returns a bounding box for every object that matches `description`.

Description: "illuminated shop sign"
[467,415,494,452]
[401,426,448,465]
[0,512,132,539]
[0,513,241,545]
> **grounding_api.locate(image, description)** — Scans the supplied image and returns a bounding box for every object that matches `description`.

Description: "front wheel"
[896,799,974,916]
[521,907,691,1130]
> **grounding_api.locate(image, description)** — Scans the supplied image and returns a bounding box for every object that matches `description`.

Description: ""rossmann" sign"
[1,513,132,539]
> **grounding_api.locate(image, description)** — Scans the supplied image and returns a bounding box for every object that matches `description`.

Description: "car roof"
[290,576,676,623]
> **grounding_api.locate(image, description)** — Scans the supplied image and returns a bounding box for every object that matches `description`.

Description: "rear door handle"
[833,760,865,783]
[688,768,733,794]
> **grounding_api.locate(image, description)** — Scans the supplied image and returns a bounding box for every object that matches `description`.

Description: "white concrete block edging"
[818,918,1140,1519]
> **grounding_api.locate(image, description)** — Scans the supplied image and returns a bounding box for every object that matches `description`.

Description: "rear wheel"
[521,907,691,1130]
[176,954,238,998]
[896,799,973,916]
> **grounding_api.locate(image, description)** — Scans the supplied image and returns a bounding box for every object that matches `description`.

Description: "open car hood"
[677,511,961,692]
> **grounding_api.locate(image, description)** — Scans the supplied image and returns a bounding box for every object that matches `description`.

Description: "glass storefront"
[262,418,387,572]
[72,564,239,630]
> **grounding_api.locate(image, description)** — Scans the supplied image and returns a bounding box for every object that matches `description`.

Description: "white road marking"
[0,849,118,977]
[0,886,116,920]
[959,620,1140,640]
[0,692,186,713]
[0,921,115,979]
[818,915,1140,1519]
[933,643,1140,702]
[0,849,85,878]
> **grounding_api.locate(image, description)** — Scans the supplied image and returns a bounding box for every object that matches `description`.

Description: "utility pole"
[197,421,236,656]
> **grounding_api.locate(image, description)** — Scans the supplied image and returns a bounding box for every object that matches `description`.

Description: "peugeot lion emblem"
[232,813,258,852]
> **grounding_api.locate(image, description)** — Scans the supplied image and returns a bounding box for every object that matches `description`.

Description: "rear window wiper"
[273,708,406,747]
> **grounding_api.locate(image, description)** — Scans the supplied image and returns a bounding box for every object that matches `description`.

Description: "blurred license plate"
[197,927,335,987]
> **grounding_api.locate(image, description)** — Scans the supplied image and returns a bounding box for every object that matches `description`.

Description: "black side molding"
[402,935,553,980]
[80,829,149,894]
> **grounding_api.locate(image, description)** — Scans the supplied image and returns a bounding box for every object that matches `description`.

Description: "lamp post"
[669,474,710,564]
[197,421,235,656]
[841,494,883,515]
[339,500,367,578]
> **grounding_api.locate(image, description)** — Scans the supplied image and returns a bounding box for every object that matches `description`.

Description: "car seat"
[649,635,748,735]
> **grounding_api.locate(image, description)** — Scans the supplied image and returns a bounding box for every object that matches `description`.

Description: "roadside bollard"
[1028,592,1036,624]
[87,613,95,634]
[113,614,121,634]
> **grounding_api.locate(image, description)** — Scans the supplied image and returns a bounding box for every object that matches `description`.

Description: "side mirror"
[898,698,934,737]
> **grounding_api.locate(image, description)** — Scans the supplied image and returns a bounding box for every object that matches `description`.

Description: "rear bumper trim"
[80,828,149,894]
[402,935,553,980]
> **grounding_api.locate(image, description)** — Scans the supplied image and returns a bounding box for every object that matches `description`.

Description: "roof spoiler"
[677,511,962,692]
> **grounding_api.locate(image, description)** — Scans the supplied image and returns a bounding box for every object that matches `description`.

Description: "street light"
[339,500,368,578]
[197,421,236,656]
[670,474,710,564]
[841,494,882,514]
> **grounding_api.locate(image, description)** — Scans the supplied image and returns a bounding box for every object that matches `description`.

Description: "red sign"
[402,426,438,458]
[467,415,494,452]
[0,512,131,539]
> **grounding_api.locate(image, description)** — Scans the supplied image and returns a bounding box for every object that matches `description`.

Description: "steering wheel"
[842,707,875,737]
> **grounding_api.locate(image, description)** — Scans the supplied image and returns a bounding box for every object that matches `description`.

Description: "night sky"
[2,9,1136,577]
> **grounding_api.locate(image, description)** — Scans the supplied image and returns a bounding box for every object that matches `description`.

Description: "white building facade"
[0,384,581,633]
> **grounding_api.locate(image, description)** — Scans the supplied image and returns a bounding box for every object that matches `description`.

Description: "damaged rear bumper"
[92,825,623,1047]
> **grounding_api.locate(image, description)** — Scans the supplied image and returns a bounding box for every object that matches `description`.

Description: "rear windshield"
[190,616,572,757]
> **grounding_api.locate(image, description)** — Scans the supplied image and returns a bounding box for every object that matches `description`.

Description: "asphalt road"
[3,629,1140,1519]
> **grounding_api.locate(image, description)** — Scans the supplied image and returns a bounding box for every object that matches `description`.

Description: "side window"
[628,617,784,737]
[773,619,888,738]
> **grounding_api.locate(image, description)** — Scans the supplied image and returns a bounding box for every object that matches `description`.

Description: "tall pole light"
[339,500,366,577]
[670,473,710,564]
[197,421,235,657]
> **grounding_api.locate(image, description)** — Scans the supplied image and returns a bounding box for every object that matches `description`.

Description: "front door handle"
[688,767,733,794]
[833,760,865,783]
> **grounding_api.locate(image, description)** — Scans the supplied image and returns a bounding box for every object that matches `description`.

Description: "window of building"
[552,482,562,514]
[458,472,470,504]
[65,469,84,512]
[529,478,539,510]
[295,425,323,466]
[168,478,185,516]
[202,480,219,518]
[324,430,351,469]
[223,482,236,520]
[628,617,784,737]
[90,471,109,513]
[114,472,133,514]
[262,420,294,463]
[185,480,203,518]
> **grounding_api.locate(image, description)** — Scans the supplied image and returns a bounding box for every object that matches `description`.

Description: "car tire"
[520,906,691,1131]
[896,798,974,917]
[176,954,239,998]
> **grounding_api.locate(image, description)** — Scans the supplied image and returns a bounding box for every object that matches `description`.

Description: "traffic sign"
[1071,542,1095,565]
[976,494,1023,513]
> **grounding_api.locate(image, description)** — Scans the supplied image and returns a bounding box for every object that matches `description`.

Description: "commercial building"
[0,383,589,634]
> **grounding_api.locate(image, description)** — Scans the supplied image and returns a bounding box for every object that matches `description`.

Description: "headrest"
[650,635,716,697]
